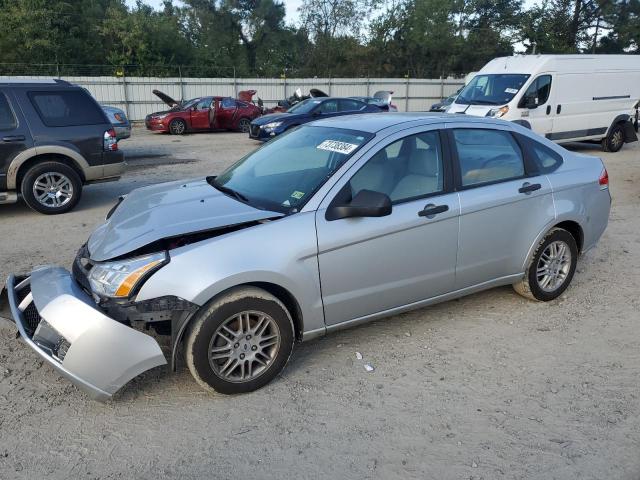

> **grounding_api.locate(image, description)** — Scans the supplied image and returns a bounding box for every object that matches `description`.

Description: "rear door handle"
[518,182,542,194]
[556,104,562,114]
[2,135,25,142]
[418,203,449,218]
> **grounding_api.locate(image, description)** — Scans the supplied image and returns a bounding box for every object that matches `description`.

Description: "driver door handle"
[518,182,542,194]
[418,204,449,217]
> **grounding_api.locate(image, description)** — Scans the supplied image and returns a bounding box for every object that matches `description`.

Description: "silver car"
[3,114,611,400]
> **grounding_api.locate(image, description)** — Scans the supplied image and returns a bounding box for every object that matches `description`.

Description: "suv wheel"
[169,118,187,135]
[513,228,578,302]
[185,287,294,394]
[21,161,82,214]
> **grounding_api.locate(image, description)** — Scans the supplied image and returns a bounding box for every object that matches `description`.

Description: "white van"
[447,55,640,152]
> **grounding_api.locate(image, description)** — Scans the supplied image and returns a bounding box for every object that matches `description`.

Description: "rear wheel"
[21,161,82,214]
[169,118,187,135]
[185,287,294,394]
[602,123,625,152]
[513,228,578,302]
[237,118,251,133]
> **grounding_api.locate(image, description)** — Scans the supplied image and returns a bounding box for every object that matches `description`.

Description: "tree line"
[0,0,637,78]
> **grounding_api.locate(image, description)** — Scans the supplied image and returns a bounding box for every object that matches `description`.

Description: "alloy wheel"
[239,119,251,133]
[611,129,624,150]
[208,310,281,383]
[536,240,572,292]
[32,172,74,209]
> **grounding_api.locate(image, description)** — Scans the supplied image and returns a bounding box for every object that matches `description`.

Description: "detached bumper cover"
[5,266,166,401]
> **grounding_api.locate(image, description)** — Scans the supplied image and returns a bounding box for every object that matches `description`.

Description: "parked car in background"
[102,106,131,140]
[430,88,461,112]
[264,88,328,114]
[145,90,262,134]
[249,96,381,141]
[447,55,640,152]
[0,79,124,214]
[349,91,398,111]
[4,113,610,400]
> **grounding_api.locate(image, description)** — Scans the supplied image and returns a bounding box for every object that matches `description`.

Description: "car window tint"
[0,93,16,130]
[453,129,524,187]
[520,135,563,173]
[349,131,444,203]
[221,98,236,109]
[318,100,338,114]
[195,98,212,110]
[28,90,105,127]
[339,99,364,112]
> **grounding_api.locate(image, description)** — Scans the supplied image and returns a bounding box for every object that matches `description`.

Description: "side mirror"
[326,189,392,221]
[523,95,538,109]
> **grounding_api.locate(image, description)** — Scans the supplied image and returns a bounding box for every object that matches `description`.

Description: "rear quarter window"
[518,134,563,173]
[28,90,106,127]
[0,93,17,130]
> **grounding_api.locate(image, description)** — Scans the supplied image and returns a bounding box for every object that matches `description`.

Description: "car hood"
[87,178,283,261]
[446,103,493,116]
[251,112,304,125]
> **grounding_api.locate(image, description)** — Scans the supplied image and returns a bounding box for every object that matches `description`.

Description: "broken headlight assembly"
[88,252,168,299]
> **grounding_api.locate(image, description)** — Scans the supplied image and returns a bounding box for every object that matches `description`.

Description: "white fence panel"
[1,75,466,120]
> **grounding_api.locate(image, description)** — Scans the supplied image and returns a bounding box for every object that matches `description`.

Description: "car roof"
[309,112,506,133]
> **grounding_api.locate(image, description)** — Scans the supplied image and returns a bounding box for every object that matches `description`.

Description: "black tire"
[185,286,294,395]
[169,118,187,135]
[237,117,251,133]
[21,161,82,215]
[513,228,578,302]
[602,123,625,152]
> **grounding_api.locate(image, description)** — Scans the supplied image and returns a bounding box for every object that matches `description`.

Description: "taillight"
[104,129,118,151]
[599,168,609,189]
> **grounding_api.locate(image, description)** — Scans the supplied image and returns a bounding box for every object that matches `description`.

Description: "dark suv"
[0,79,124,214]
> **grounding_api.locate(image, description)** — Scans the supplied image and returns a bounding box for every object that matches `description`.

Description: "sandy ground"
[0,127,639,480]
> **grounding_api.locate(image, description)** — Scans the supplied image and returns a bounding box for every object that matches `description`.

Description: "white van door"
[517,74,553,136]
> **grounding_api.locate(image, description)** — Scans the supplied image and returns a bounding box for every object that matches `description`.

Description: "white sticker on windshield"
[317,140,359,155]
[505,88,518,94]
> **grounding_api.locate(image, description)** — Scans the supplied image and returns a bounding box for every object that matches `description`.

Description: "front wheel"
[169,118,187,135]
[513,228,578,302]
[602,123,625,152]
[185,287,294,394]
[21,161,82,214]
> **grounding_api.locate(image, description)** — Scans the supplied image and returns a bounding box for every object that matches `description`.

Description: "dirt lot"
[1,127,639,480]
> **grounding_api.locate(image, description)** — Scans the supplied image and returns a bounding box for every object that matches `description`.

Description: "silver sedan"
[3,113,611,400]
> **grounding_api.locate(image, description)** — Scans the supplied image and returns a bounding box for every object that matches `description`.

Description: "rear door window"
[221,97,236,109]
[318,100,339,114]
[28,90,105,127]
[453,129,525,187]
[339,99,365,112]
[0,93,17,130]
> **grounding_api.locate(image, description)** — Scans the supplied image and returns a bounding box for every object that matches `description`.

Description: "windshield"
[213,126,373,213]
[180,98,200,109]
[287,98,323,114]
[455,74,530,106]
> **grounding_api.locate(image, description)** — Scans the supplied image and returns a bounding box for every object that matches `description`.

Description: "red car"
[145,90,262,135]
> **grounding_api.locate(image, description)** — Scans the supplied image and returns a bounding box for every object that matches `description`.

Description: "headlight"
[487,106,509,118]
[263,121,282,129]
[88,252,167,298]
[155,114,168,120]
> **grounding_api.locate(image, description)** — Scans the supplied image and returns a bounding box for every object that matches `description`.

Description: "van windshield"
[455,74,530,106]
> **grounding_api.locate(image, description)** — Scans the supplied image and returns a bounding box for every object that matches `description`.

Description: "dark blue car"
[249,97,381,141]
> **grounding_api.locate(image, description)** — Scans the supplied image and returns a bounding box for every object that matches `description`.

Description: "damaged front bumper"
[4,266,167,401]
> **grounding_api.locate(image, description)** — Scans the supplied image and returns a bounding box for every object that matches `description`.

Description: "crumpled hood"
[446,103,493,117]
[88,178,282,261]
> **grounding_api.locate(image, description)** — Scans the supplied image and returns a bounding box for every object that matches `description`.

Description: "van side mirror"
[522,95,538,109]
[326,189,392,221]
